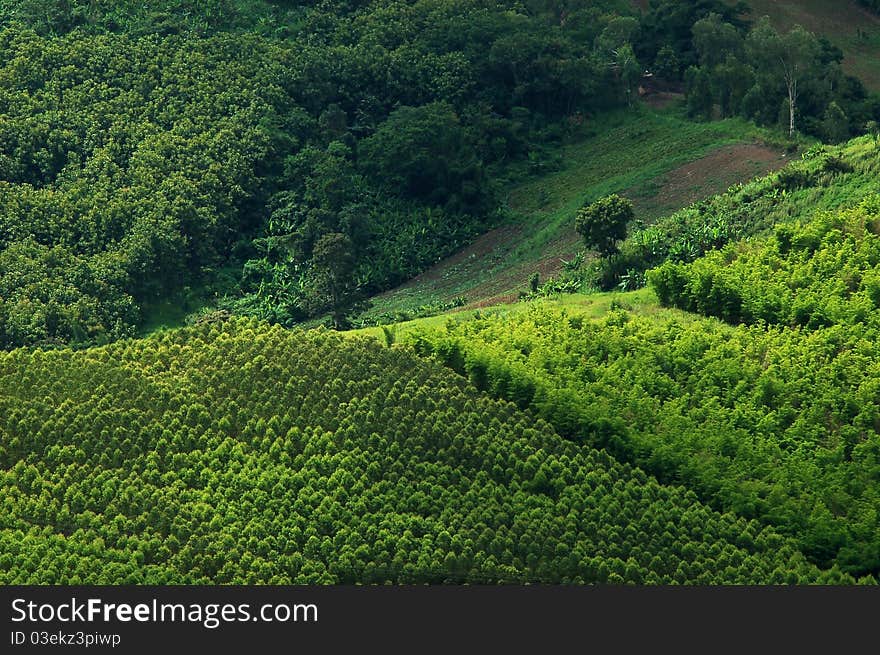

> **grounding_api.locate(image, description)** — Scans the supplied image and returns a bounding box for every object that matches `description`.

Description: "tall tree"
[653,44,680,81]
[308,232,365,330]
[610,43,642,107]
[692,13,743,68]
[746,19,821,138]
[636,0,750,70]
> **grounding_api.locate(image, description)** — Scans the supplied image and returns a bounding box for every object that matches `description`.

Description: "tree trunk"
[787,78,796,138]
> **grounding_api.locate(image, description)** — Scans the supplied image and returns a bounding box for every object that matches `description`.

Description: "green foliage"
[359,102,491,215]
[823,101,851,144]
[353,296,467,330]
[0,1,294,37]
[1,0,660,344]
[683,15,878,141]
[519,276,582,302]
[0,319,838,584]
[648,198,880,330]
[0,27,282,347]
[685,65,714,120]
[308,232,365,329]
[4,0,880,591]
[575,194,633,256]
[224,0,649,327]
[0,241,137,348]
[596,135,880,290]
[636,0,750,73]
[866,120,880,146]
[406,305,880,576]
[653,44,681,81]
[748,20,824,137]
[8,0,871,342]
[358,108,775,323]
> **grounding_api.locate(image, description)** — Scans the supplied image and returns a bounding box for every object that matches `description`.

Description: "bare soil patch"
[372,224,522,299]
[627,143,789,219]
[642,91,683,110]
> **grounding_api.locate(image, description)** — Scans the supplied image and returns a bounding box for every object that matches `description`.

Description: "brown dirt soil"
[627,142,790,219]
[477,142,791,299]
[369,224,523,306]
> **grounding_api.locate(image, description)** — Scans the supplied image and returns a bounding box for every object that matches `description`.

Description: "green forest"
[2,319,851,583]
[2,0,880,585]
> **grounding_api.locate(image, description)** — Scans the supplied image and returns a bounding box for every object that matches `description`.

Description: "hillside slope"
[601,134,880,290]
[0,319,845,584]
[356,105,790,325]
[630,0,880,90]
[392,134,880,577]
[405,298,880,575]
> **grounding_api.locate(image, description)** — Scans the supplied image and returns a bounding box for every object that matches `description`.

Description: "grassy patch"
[351,287,676,342]
[358,103,786,322]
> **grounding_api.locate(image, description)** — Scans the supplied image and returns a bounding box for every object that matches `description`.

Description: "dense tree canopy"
[407,301,880,576]
[0,28,283,347]
[681,14,877,140]
[0,0,653,343]
[575,194,633,256]
[0,319,845,584]
[2,0,880,589]
[0,0,877,345]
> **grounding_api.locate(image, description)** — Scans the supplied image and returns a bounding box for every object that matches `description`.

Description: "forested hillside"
[405,300,880,576]
[594,133,880,290]
[0,29,284,347]
[1,0,878,345]
[0,319,847,584]
[650,195,880,329]
[0,0,289,35]
[393,128,880,578]
[3,0,880,588]
[0,0,647,344]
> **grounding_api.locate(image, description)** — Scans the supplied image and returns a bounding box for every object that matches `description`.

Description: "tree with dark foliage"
[575,194,633,256]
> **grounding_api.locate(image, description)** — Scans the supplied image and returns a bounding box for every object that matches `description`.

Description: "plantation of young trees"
[406,304,880,577]
[650,196,880,330]
[2,0,880,589]
[0,319,846,584]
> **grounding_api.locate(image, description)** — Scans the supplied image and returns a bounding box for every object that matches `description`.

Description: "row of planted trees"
[0,319,850,584]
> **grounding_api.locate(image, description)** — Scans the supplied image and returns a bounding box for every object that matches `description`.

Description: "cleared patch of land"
[357,105,791,324]
[628,142,789,218]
